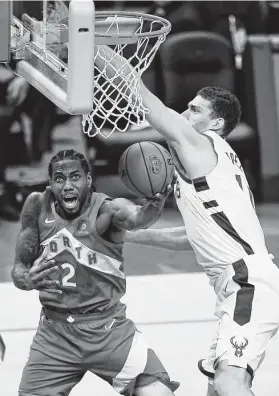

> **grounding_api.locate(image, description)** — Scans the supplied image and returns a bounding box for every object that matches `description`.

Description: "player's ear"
[87,172,92,188]
[212,117,225,131]
[48,178,52,188]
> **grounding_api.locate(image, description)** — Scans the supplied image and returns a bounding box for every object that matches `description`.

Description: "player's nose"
[63,179,74,191]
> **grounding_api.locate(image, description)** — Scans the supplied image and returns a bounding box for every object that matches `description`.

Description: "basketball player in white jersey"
[95,48,279,396]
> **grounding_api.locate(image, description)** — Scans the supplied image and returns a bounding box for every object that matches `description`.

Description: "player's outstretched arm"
[94,46,196,144]
[94,46,216,177]
[109,187,171,232]
[11,193,42,290]
[11,193,60,293]
[125,226,192,251]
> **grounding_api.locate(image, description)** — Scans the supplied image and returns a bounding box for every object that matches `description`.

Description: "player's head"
[182,86,241,138]
[48,149,92,216]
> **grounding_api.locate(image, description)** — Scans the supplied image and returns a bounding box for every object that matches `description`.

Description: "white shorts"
[199,255,279,381]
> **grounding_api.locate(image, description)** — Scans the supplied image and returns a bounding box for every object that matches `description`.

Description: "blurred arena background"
[1,1,279,395]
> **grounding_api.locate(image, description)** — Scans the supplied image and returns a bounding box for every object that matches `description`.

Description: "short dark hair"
[197,86,241,137]
[48,149,90,177]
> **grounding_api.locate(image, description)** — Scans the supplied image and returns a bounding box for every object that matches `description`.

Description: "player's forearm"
[94,45,134,84]
[12,229,39,290]
[125,226,191,251]
[11,261,32,290]
[125,199,165,231]
[94,46,174,141]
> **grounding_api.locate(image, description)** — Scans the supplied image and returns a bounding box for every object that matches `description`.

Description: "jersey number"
[175,180,181,199]
[61,263,76,287]
[235,174,255,209]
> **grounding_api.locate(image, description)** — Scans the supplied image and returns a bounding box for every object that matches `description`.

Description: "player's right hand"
[151,173,178,202]
[26,248,62,294]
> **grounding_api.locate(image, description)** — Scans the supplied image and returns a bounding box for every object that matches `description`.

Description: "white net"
[82,13,171,138]
[10,7,170,138]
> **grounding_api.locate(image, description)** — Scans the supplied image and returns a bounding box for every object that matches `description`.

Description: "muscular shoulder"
[23,191,44,210]
[21,192,44,227]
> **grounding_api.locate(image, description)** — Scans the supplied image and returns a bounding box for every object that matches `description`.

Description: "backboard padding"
[0,1,11,62]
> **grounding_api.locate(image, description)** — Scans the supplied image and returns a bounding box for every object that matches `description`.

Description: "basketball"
[118,141,175,198]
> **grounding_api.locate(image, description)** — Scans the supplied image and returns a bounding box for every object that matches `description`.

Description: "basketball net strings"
[82,18,167,138]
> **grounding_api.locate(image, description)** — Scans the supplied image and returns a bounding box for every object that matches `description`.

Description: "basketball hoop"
[80,11,171,138]
[9,3,171,138]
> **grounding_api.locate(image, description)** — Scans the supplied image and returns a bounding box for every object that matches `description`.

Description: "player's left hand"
[152,184,173,202]
[6,76,29,106]
[0,334,6,362]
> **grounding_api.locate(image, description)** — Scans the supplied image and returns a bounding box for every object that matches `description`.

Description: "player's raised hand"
[26,248,62,294]
[149,173,177,203]
[6,76,29,106]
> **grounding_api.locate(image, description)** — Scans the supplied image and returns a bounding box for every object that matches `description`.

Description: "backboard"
[0,1,11,62]
[8,0,95,115]
[2,1,171,136]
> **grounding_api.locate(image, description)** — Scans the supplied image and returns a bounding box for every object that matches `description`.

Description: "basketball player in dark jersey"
[11,149,179,396]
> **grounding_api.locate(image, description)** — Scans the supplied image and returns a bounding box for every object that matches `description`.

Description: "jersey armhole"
[201,132,222,179]
[38,189,52,225]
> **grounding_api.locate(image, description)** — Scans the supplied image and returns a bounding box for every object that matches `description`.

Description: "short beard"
[55,187,92,219]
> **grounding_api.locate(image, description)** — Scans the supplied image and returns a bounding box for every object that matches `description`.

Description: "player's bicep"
[14,193,42,268]
[140,82,197,145]
[170,135,218,179]
[15,227,40,269]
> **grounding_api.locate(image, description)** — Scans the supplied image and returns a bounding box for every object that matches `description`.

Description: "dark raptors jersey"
[37,188,126,314]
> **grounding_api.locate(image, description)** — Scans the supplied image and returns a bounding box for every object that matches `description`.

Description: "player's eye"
[72,175,80,181]
[189,105,198,113]
[55,176,64,182]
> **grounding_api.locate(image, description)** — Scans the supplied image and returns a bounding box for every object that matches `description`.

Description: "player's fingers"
[165,183,173,195]
[36,280,62,293]
[151,193,163,201]
[17,89,26,106]
[33,259,56,274]
[172,173,178,184]
[32,265,59,280]
[33,247,49,267]
[6,91,15,105]
[40,246,50,261]
[154,184,173,200]
[40,288,63,294]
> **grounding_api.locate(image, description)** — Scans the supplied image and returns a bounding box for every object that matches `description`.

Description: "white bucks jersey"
[171,131,268,282]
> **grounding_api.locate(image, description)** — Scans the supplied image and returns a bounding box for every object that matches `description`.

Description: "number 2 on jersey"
[61,263,76,287]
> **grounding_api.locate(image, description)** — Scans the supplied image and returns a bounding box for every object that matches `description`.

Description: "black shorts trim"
[121,374,180,395]
[246,364,254,380]
[232,259,255,326]
[198,359,215,379]
[198,359,254,382]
